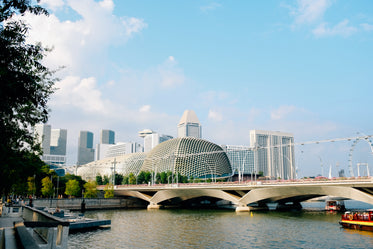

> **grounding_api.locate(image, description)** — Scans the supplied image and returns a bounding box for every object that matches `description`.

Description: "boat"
[325,200,346,211]
[44,207,111,232]
[339,210,373,231]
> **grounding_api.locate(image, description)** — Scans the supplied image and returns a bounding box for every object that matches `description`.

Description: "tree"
[96,175,103,185]
[114,173,123,185]
[83,181,97,198]
[0,1,55,195]
[128,173,136,185]
[160,172,167,184]
[41,176,53,197]
[122,175,129,185]
[27,176,36,196]
[104,184,114,198]
[65,179,80,198]
[103,175,110,185]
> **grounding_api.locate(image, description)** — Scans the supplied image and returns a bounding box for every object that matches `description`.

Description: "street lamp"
[111,158,117,185]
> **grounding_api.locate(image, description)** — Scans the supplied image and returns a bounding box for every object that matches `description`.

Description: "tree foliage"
[83,181,97,198]
[104,184,114,198]
[41,176,53,197]
[0,0,56,195]
[65,179,80,197]
[96,175,103,185]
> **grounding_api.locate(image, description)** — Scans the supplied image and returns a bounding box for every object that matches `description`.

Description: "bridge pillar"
[147,202,161,210]
[235,203,250,212]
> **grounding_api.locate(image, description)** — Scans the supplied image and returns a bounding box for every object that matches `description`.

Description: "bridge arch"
[239,185,373,206]
[149,189,241,206]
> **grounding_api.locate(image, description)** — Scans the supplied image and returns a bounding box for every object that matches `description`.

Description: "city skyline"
[17,0,373,177]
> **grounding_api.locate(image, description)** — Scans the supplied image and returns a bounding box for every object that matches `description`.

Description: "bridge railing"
[104,176,373,189]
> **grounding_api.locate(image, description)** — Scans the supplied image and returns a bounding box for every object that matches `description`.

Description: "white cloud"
[313,19,357,37]
[270,105,297,120]
[52,76,107,113]
[99,0,114,12]
[139,105,151,113]
[208,110,223,122]
[122,17,148,36]
[360,23,373,31]
[15,0,147,74]
[158,56,185,88]
[200,2,222,13]
[291,0,332,25]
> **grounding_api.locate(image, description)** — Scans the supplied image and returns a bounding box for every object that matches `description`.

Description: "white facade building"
[222,145,254,176]
[144,133,173,152]
[106,142,143,158]
[250,130,295,180]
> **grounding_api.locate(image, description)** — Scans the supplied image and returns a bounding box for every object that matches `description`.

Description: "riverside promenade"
[0,204,24,249]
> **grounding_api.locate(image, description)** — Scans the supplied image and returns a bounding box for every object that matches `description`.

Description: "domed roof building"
[77,152,147,181]
[141,137,232,179]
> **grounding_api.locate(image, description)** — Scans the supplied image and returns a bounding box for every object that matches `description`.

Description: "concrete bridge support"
[235,203,250,212]
[147,202,162,210]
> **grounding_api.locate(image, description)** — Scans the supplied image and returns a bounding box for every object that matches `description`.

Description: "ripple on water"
[68,207,373,249]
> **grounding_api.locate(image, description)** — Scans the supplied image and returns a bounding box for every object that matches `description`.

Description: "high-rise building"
[100,129,115,144]
[95,143,112,161]
[34,124,51,155]
[144,133,173,152]
[221,145,254,176]
[96,129,115,160]
[249,130,295,180]
[34,124,67,172]
[77,131,94,165]
[177,110,202,138]
[139,129,172,152]
[50,129,67,155]
[106,142,144,158]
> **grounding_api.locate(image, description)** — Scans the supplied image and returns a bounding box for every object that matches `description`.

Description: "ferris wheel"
[348,135,373,177]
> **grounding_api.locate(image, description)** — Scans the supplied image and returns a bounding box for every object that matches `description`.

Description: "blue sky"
[17,0,373,177]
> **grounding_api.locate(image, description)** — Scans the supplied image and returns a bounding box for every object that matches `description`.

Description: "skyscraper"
[78,131,94,165]
[143,133,173,152]
[34,124,51,155]
[100,129,115,144]
[34,124,67,171]
[250,130,295,180]
[177,110,202,138]
[50,129,67,155]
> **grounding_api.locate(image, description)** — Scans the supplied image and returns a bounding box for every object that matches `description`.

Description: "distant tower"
[177,110,202,138]
[77,131,94,165]
[100,129,115,144]
[139,129,173,152]
[34,124,67,169]
[96,129,115,160]
[50,129,67,155]
[34,124,51,154]
[250,130,295,180]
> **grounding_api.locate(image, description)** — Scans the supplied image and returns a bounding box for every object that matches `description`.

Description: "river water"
[68,201,373,249]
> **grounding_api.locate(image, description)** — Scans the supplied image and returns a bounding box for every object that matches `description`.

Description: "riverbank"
[32,197,146,211]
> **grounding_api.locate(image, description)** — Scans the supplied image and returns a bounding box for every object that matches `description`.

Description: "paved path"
[0,205,24,249]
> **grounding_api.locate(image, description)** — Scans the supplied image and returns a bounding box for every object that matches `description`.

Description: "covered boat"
[339,210,373,231]
[325,200,345,211]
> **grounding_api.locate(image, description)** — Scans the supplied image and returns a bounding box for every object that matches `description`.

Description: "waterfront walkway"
[0,205,24,249]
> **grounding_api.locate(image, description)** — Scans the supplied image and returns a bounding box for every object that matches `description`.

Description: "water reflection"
[68,201,373,249]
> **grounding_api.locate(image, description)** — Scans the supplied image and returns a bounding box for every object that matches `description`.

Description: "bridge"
[107,178,373,212]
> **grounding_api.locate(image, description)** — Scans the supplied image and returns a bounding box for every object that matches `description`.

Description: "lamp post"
[111,158,117,185]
